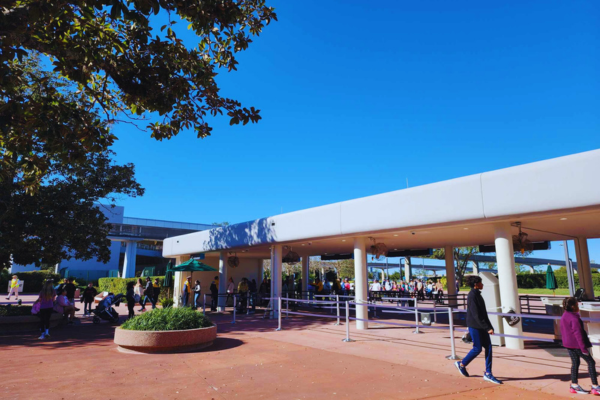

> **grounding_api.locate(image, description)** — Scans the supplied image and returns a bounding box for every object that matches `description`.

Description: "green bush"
[160,298,174,308]
[0,305,33,317]
[120,307,211,331]
[0,271,60,293]
[98,276,173,298]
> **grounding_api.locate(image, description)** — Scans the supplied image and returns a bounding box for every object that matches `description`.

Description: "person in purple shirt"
[35,280,56,340]
[561,297,600,395]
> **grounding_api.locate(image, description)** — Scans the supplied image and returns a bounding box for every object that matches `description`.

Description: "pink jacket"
[53,295,72,314]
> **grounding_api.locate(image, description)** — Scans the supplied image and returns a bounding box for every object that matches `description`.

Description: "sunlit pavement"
[0,295,584,399]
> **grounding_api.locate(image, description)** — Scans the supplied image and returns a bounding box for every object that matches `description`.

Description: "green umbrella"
[172,258,218,272]
[546,264,558,295]
[162,261,173,287]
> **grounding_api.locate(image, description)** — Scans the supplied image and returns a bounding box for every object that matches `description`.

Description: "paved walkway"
[0,296,586,399]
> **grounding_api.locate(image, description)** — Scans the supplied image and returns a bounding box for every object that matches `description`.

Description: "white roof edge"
[163,149,600,257]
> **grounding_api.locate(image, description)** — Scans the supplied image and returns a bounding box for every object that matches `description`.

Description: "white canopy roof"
[163,149,600,259]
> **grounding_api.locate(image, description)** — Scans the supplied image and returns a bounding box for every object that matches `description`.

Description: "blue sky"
[110,1,600,264]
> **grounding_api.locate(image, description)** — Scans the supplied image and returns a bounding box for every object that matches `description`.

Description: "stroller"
[92,293,124,324]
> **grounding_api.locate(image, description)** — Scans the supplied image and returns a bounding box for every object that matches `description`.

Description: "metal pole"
[564,241,576,297]
[446,307,460,360]
[232,295,236,324]
[335,295,340,325]
[286,297,289,319]
[276,297,282,331]
[342,301,354,342]
[433,301,437,324]
[203,294,206,314]
[413,296,421,334]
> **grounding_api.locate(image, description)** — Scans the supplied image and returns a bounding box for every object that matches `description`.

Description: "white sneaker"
[38,333,45,340]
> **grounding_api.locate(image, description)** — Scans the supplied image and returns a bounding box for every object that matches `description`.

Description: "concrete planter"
[0,313,65,334]
[114,324,217,354]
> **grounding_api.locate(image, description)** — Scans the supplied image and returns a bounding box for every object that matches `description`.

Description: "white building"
[163,149,600,350]
[12,206,213,281]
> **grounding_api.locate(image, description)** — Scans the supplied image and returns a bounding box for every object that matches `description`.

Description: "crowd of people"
[14,271,600,394]
[367,278,445,303]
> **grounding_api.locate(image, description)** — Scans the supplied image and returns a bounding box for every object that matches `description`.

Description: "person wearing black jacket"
[140,277,154,311]
[455,275,502,385]
[209,276,219,311]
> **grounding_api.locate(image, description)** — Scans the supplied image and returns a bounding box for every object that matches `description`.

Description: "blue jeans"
[142,295,156,309]
[462,327,492,374]
[182,292,189,307]
[194,293,200,309]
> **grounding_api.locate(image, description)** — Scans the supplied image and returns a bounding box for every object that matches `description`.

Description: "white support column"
[575,237,595,300]
[495,223,524,350]
[272,245,283,316]
[301,255,309,296]
[528,266,536,274]
[445,246,457,306]
[218,252,228,311]
[404,257,411,281]
[354,237,368,330]
[173,255,189,307]
[472,261,479,275]
[122,241,137,278]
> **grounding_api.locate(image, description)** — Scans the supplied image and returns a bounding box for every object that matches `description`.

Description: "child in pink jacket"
[561,297,599,395]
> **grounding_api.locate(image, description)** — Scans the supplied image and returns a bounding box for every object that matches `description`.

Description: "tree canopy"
[0,55,143,269]
[1,0,276,191]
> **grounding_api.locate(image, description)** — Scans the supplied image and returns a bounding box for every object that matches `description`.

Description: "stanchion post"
[286,298,289,319]
[433,301,437,324]
[203,294,206,314]
[335,295,340,325]
[232,295,236,324]
[413,297,421,334]
[342,301,354,342]
[276,297,282,331]
[446,307,460,360]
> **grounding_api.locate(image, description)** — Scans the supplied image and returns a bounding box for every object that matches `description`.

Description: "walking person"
[82,282,97,316]
[193,279,202,310]
[455,275,502,385]
[125,281,136,319]
[152,278,161,309]
[561,297,600,395]
[139,277,153,311]
[134,278,143,307]
[6,275,20,300]
[64,278,77,305]
[210,276,219,311]
[182,276,192,307]
[35,280,56,339]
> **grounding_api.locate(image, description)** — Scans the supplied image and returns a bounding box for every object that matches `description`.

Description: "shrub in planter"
[121,307,212,332]
[0,305,33,317]
[160,298,174,308]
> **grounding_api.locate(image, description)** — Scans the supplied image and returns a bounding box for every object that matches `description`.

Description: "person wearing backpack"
[561,296,600,395]
[455,275,502,385]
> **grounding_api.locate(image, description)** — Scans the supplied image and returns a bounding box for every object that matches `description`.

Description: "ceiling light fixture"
[560,218,568,221]
[393,234,398,237]
[463,228,469,230]
[342,239,346,242]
